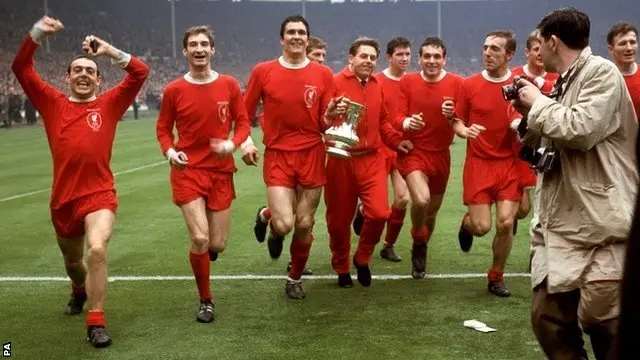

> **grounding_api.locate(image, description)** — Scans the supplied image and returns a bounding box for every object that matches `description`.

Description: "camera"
[502,75,528,101]
[519,145,557,173]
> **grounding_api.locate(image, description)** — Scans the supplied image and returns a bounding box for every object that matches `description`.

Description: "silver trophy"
[325,101,366,158]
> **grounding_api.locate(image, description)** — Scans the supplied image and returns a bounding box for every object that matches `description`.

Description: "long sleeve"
[11,36,64,119]
[396,78,411,131]
[379,98,403,149]
[319,69,336,132]
[230,80,251,148]
[102,56,150,117]
[454,81,471,126]
[156,88,176,156]
[527,63,623,152]
[243,65,263,120]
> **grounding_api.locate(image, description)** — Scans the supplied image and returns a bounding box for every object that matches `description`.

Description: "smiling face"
[609,30,638,67]
[349,45,377,80]
[65,57,101,99]
[420,45,445,78]
[183,32,214,71]
[281,21,309,58]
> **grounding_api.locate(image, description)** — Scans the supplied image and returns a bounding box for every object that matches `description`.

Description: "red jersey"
[456,71,517,159]
[623,64,640,119]
[243,57,335,151]
[373,69,402,122]
[397,71,465,152]
[333,67,403,152]
[511,65,558,95]
[12,36,149,209]
[156,73,250,172]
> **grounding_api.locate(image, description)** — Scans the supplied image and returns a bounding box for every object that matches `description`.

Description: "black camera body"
[519,145,557,172]
[502,75,529,101]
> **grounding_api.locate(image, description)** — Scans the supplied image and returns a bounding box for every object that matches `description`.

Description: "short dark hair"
[349,37,380,57]
[419,36,447,57]
[183,25,215,49]
[67,55,100,76]
[607,22,638,46]
[386,37,411,56]
[280,15,310,39]
[307,36,327,54]
[526,30,541,50]
[537,7,590,50]
[486,30,517,54]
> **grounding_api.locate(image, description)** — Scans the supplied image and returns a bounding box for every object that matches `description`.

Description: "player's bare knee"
[209,235,228,253]
[271,216,294,236]
[496,217,515,235]
[412,194,430,210]
[470,218,491,236]
[86,244,107,264]
[64,258,84,271]
[190,232,209,250]
[294,215,315,233]
[394,194,410,209]
[517,205,531,219]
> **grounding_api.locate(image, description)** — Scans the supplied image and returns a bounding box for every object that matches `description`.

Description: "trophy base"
[326,146,350,159]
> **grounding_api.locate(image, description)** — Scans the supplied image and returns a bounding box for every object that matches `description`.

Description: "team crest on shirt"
[304,86,318,108]
[86,112,103,131]
[217,101,230,123]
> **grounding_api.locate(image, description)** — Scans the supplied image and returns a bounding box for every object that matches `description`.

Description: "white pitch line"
[0,160,166,202]
[0,273,531,282]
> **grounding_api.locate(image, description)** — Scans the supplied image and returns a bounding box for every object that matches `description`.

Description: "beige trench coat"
[525,47,639,294]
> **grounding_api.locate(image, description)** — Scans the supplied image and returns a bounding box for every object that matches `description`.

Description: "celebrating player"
[352,37,411,263]
[12,16,149,347]
[156,26,251,323]
[453,30,520,297]
[396,37,468,278]
[325,37,411,288]
[243,34,331,278]
[242,15,343,299]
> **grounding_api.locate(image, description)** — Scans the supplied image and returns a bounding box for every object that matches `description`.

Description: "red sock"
[72,283,86,297]
[384,206,406,247]
[488,268,504,283]
[261,208,272,221]
[189,251,212,302]
[288,235,313,280]
[86,310,105,328]
[410,225,429,245]
[355,218,386,265]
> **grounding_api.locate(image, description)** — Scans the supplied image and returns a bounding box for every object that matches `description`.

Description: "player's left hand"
[396,140,413,154]
[210,138,234,157]
[515,77,542,108]
[82,35,113,57]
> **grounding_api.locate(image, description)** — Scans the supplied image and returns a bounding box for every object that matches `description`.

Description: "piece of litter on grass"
[463,319,496,333]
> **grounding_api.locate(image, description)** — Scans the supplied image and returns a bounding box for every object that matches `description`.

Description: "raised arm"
[89,35,149,115]
[11,16,65,117]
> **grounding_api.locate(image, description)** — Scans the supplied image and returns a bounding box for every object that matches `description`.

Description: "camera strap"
[549,54,592,101]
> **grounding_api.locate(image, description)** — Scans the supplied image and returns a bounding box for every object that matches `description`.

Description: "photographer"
[513,7,638,360]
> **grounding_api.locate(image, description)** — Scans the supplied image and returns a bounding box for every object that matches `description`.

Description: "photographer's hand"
[515,77,542,108]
